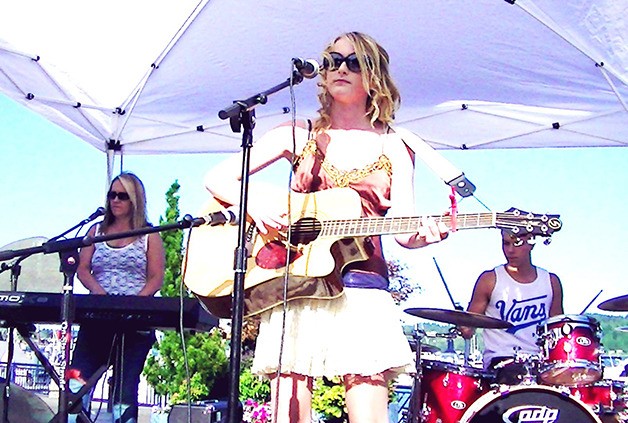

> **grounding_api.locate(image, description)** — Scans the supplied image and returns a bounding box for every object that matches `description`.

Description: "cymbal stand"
[463,338,471,367]
[432,257,463,311]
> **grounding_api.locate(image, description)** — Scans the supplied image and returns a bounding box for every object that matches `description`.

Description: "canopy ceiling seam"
[21,93,112,113]
[34,61,111,141]
[105,108,294,144]
[1,48,109,141]
[115,128,239,147]
[461,105,622,128]
[149,0,208,69]
[562,128,628,146]
[0,66,25,97]
[396,107,465,126]
[430,116,622,150]
[597,64,628,112]
[514,1,624,84]
[0,45,37,60]
[112,0,209,143]
[458,107,572,126]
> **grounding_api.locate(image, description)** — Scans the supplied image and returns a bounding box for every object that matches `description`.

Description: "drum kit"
[401,295,628,423]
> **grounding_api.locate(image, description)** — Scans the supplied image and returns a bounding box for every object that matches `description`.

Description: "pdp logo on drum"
[503,405,559,423]
[450,400,467,410]
[576,336,591,347]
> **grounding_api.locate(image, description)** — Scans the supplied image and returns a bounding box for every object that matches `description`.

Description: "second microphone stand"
[0,217,208,423]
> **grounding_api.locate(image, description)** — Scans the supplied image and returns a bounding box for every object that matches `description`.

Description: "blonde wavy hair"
[314,31,400,132]
[101,172,150,231]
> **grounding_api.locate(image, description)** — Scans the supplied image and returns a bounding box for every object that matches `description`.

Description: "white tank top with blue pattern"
[91,224,148,295]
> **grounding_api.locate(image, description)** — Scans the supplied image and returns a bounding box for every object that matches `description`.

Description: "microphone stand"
[47,209,103,244]
[218,70,306,423]
[0,216,211,423]
[0,254,29,423]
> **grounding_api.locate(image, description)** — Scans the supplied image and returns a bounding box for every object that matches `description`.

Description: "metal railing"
[0,362,52,394]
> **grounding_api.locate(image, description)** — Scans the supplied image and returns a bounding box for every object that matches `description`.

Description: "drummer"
[459,229,564,384]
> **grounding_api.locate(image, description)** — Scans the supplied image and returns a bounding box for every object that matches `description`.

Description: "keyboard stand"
[13,324,102,423]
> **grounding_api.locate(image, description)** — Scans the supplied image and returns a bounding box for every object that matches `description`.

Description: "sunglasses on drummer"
[323,52,362,73]
[107,191,130,201]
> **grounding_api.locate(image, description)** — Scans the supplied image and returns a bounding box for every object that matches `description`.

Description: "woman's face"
[107,179,132,219]
[324,37,369,107]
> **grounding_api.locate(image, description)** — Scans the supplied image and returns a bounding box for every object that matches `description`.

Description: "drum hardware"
[492,352,542,386]
[406,326,487,423]
[406,325,428,423]
[569,380,628,416]
[598,294,628,312]
[404,307,513,329]
[536,314,603,387]
[417,360,493,423]
[408,328,442,354]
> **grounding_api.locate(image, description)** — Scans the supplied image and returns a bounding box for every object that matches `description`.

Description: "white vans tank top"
[482,264,553,368]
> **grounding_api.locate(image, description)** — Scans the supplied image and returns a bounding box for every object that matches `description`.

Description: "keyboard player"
[68,172,165,423]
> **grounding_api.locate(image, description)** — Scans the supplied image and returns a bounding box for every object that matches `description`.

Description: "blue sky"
[1,94,627,317]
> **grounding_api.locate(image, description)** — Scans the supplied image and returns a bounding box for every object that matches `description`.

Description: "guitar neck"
[321,212,496,237]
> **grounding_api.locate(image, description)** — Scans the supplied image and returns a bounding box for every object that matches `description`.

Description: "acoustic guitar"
[183,187,561,318]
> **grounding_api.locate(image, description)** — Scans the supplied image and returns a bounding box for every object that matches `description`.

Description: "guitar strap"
[392,125,476,197]
[305,118,329,157]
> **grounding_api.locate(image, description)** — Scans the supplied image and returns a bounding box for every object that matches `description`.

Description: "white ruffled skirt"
[252,286,414,379]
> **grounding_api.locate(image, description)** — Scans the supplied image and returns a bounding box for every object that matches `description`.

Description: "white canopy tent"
[0,0,625,168]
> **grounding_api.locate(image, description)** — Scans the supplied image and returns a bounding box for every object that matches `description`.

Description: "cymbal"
[598,295,628,312]
[407,339,440,353]
[404,307,513,329]
[0,236,63,293]
[0,378,54,422]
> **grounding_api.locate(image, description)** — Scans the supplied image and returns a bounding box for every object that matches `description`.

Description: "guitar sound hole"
[255,240,302,270]
[289,217,322,245]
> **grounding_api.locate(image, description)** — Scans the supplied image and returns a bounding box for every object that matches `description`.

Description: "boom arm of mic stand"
[218,71,304,123]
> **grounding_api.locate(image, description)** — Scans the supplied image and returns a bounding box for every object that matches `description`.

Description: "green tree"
[159,181,185,298]
[388,259,421,305]
[143,181,229,404]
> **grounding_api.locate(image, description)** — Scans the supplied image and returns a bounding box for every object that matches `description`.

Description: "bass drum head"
[460,385,601,423]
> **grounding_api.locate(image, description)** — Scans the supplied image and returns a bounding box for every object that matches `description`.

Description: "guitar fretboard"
[320,212,497,237]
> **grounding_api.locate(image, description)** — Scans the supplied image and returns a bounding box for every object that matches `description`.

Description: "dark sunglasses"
[323,52,361,73]
[107,191,130,201]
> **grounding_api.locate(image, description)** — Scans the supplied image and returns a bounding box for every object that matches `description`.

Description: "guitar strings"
[278,211,558,244]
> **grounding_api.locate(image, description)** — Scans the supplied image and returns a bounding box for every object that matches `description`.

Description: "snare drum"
[537,314,602,386]
[460,385,602,422]
[419,360,493,423]
[570,380,627,415]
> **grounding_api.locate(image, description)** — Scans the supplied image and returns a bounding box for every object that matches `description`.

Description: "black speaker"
[168,400,228,423]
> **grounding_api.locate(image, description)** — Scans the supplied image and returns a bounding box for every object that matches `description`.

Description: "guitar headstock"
[496,208,562,238]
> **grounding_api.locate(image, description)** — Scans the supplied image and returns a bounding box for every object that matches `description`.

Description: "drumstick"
[579,289,603,314]
[433,257,462,310]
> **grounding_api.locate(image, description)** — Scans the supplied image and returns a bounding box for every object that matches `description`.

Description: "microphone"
[84,207,106,223]
[200,207,239,226]
[292,57,319,79]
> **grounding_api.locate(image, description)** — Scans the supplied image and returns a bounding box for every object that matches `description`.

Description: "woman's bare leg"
[269,372,313,423]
